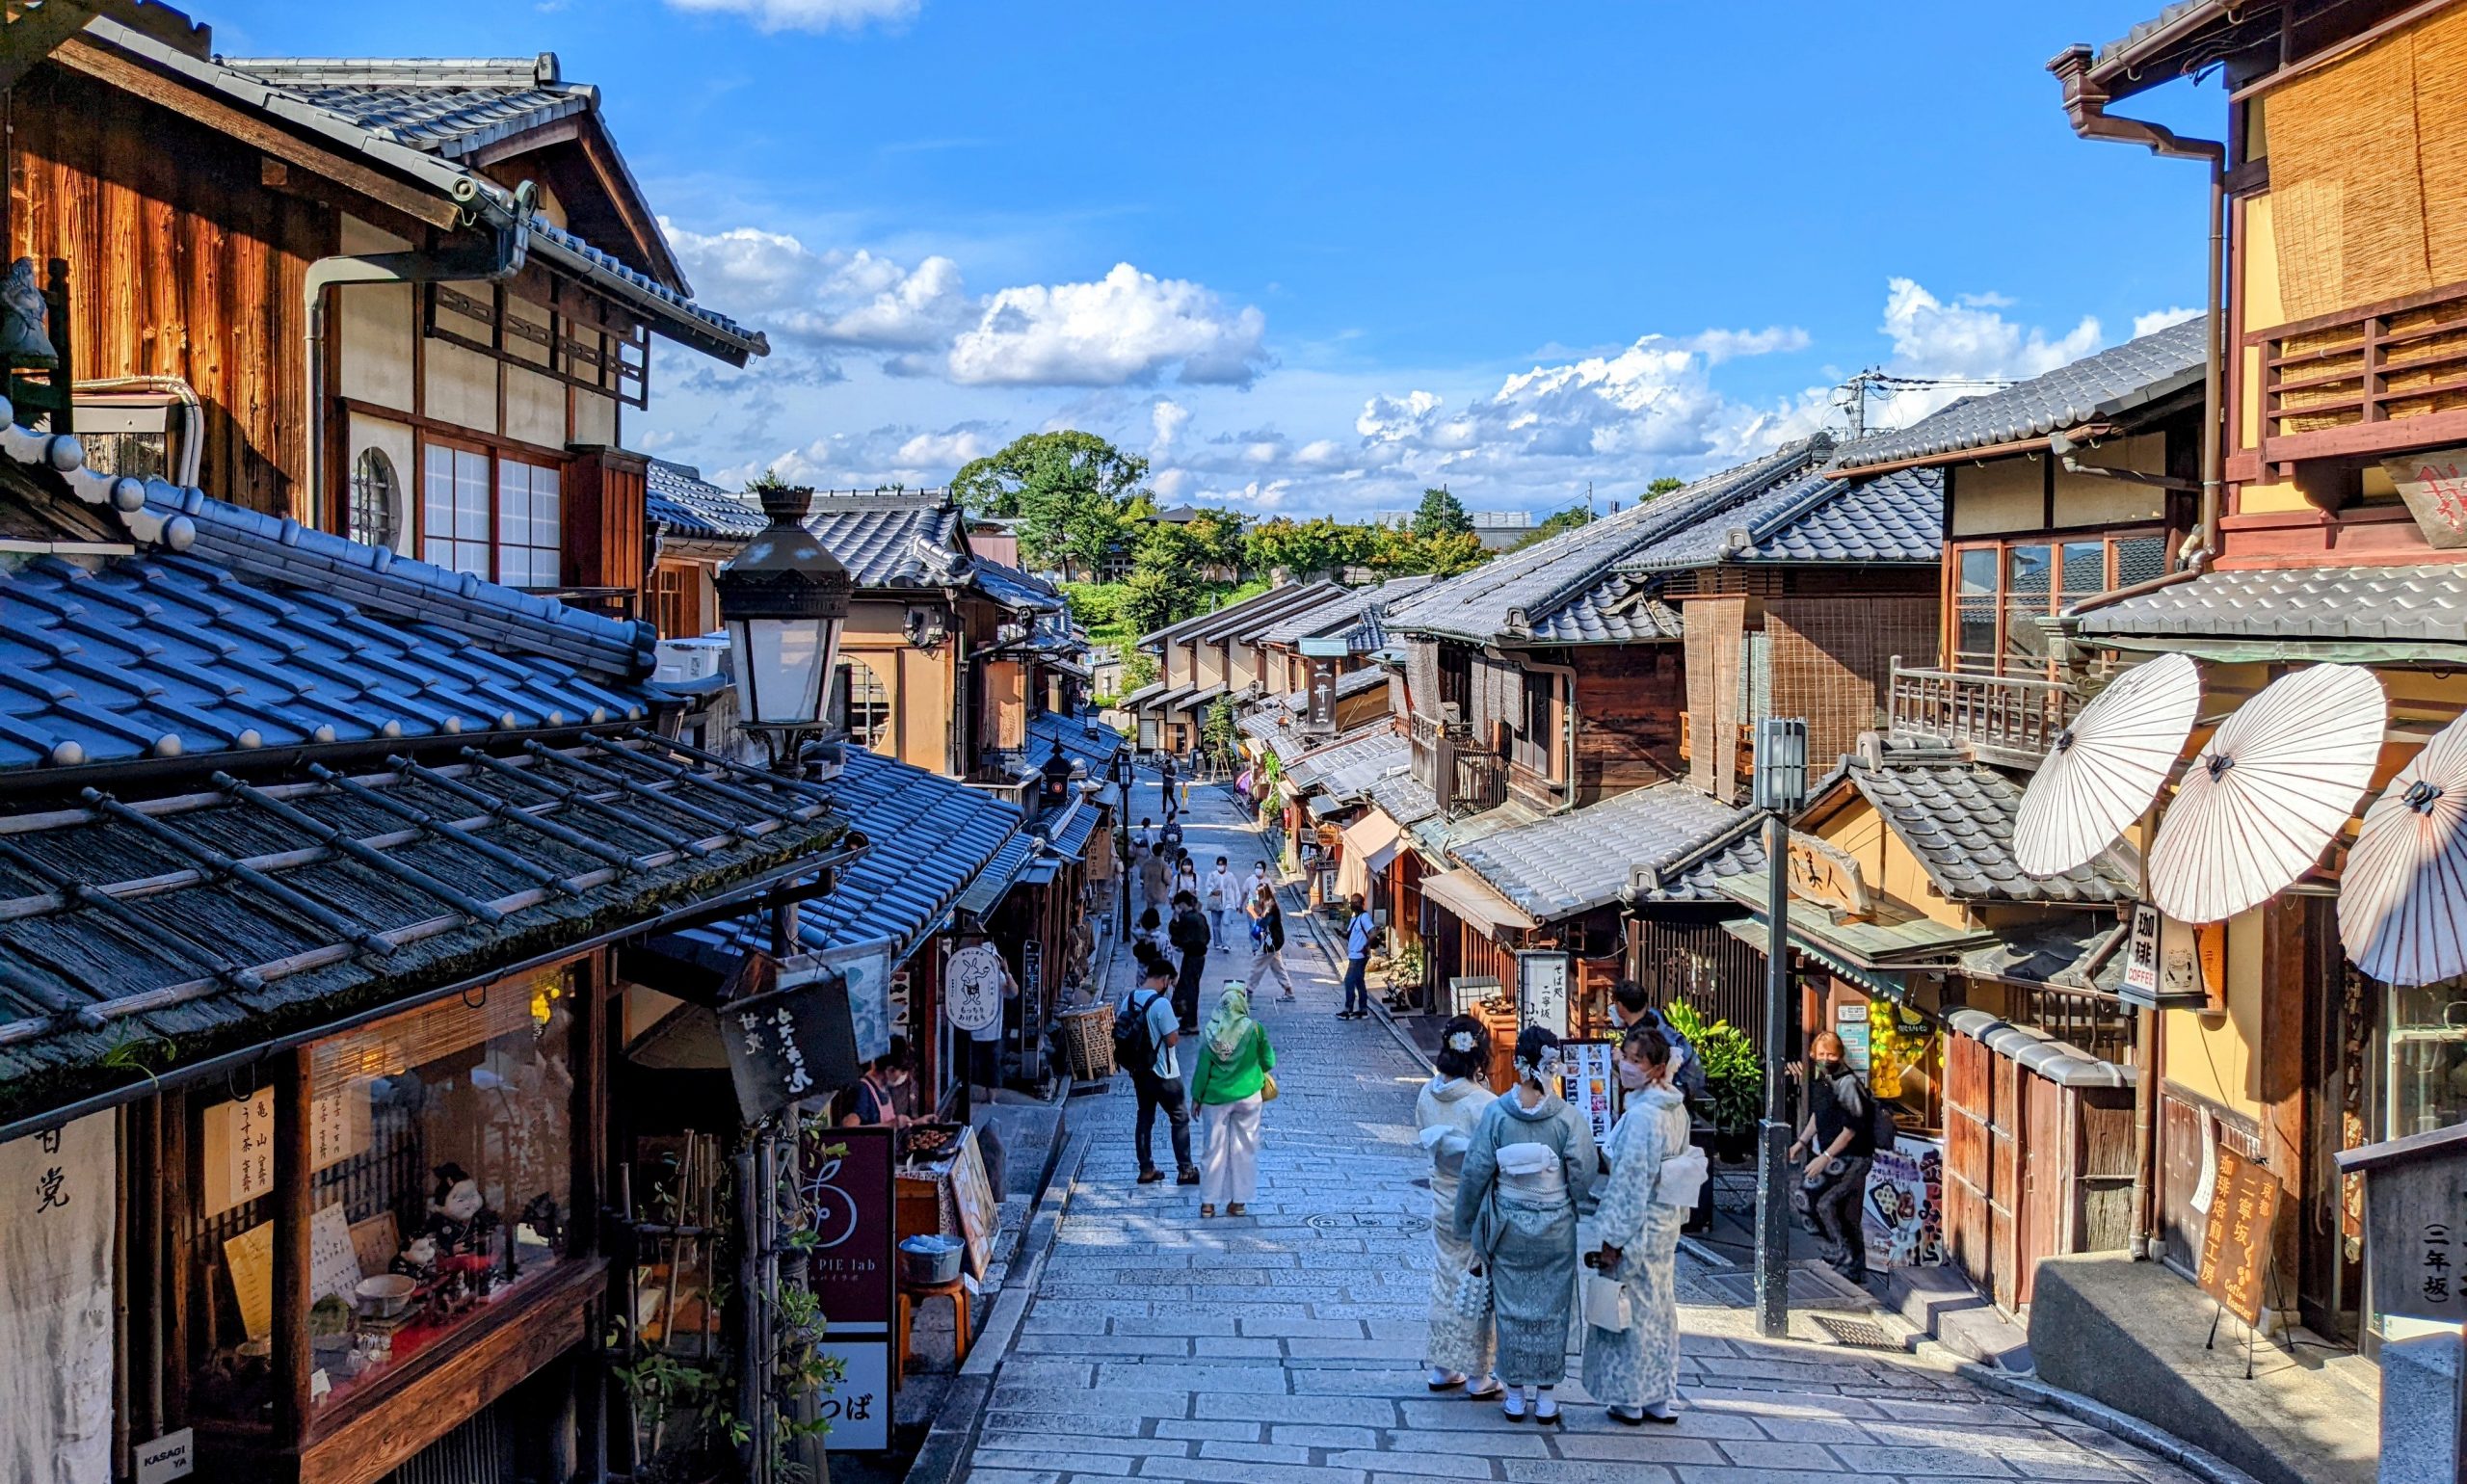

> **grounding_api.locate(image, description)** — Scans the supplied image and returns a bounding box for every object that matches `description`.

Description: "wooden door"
[1944,1032,1992,1295]
[2019,1074,2066,1307]
[1988,1052,2022,1311]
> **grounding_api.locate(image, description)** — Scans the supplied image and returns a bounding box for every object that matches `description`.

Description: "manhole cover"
[1811,1314,1904,1350]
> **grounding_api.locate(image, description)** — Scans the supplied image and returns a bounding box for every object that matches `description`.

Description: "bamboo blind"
[1684,596,1746,798]
[2266,5,2467,326]
[307,966,570,1099]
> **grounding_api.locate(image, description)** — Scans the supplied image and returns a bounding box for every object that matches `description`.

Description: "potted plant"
[1664,1001,1762,1162]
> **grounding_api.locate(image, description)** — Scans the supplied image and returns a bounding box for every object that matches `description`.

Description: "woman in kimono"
[1452,1025,1596,1424]
[1415,1016,1499,1397]
[1582,1027,1695,1425]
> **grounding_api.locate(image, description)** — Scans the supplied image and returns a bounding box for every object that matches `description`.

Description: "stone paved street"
[954,775,2213,1484]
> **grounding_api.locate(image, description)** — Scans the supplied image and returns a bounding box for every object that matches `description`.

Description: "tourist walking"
[1452,1026,1596,1425]
[1138,841,1172,913]
[1790,1030,1877,1285]
[1173,850,1201,905]
[1204,855,1239,947]
[1338,893,1376,1020]
[1417,1016,1499,1397]
[1121,947,1198,1186]
[1582,1028,1699,1425]
[1245,883,1294,1001]
[1168,890,1211,1033]
[1608,980,1709,1104]
[1192,983,1276,1218]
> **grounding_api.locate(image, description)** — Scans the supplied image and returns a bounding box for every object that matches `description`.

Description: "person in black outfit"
[1789,1031,1875,1284]
[1167,889,1211,1033]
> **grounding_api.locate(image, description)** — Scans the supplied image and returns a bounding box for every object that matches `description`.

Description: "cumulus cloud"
[946,264,1268,388]
[1687,326,1812,363]
[1879,278,2101,384]
[666,225,1266,389]
[2133,305,2206,338]
[664,0,917,33]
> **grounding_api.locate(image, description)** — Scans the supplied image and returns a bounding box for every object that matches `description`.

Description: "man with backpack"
[1118,946,1198,1185]
[1608,981,1709,1105]
[1789,1030,1888,1285]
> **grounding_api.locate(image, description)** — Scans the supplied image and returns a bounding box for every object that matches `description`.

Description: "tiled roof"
[969,557,1065,613]
[2072,564,2467,646]
[1618,467,1943,573]
[1256,576,1437,646]
[1365,770,1440,828]
[807,493,967,590]
[1844,760,2135,905]
[1388,437,1831,645]
[1140,580,1344,648]
[0,736,847,1123]
[955,832,1038,917]
[646,460,765,541]
[1195,581,1351,645]
[1832,319,2207,470]
[1452,783,1763,921]
[223,55,596,160]
[0,431,657,771]
[1027,710,1127,776]
[523,219,764,358]
[665,746,1021,966]
[1284,725,1405,794]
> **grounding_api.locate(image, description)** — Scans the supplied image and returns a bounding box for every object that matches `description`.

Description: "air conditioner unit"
[654,635,729,685]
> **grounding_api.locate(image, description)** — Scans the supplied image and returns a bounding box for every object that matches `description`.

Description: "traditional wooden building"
[1122,580,1349,755]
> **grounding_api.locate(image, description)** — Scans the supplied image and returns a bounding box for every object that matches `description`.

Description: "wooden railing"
[2252,278,2467,464]
[1888,662,2077,766]
[1453,750,1507,814]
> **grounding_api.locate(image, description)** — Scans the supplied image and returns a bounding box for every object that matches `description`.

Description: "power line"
[1834,366,2018,439]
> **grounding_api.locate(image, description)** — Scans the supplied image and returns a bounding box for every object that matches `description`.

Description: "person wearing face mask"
[842,1037,917,1129]
[1581,1028,1702,1425]
[1416,1016,1500,1399]
[1788,1030,1876,1285]
[1451,1025,1597,1425]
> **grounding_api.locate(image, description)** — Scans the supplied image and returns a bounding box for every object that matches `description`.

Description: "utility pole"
[1752,717,1809,1339]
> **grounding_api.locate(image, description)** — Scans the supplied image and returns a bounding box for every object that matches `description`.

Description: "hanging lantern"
[715,481,853,761]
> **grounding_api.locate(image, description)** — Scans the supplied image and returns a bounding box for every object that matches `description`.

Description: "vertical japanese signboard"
[2336,1121,2467,1325]
[1517,950,1570,1038]
[2195,1144,2281,1327]
[801,1125,896,1451]
[722,958,862,1122]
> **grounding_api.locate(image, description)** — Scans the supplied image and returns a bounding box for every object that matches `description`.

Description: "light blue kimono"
[1452,1087,1596,1388]
[1580,1084,1691,1411]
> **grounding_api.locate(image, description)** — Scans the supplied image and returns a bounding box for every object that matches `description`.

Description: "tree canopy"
[1512,503,1595,550]
[1412,487,1473,541]
[1245,516,1383,580]
[950,431,1150,577]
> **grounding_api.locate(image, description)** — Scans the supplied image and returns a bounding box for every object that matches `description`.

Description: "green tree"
[1513,503,1594,550]
[949,431,1148,577]
[1412,486,1473,541]
[1119,568,1179,634]
[1202,694,1238,763]
[1645,476,1684,498]
[1246,516,1381,579]
[1371,524,1489,579]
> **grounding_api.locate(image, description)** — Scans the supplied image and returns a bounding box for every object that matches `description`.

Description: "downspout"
[301,179,536,530]
[2048,47,2228,1261]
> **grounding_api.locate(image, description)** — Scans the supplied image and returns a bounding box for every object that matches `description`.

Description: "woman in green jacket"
[1194,983,1276,1217]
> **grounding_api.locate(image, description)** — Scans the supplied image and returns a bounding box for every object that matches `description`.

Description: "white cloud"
[946,263,1268,388]
[1879,277,2101,384]
[1149,399,1192,456]
[664,0,917,33]
[1686,326,1812,363]
[2133,305,2205,338]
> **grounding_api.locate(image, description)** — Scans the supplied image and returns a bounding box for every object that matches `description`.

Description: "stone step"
[1885,1263,2033,1371]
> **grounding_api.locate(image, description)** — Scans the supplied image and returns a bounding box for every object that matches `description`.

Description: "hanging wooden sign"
[2381,447,2467,549]
[721,958,862,1122]
[1785,835,1872,920]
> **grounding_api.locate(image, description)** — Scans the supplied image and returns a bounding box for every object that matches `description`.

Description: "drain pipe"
[73,376,204,488]
[300,178,536,529]
[2049,47,2228,1262]
[2048,46,2228,624]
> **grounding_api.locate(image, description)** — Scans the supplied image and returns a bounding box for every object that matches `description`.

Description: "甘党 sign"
[721,960,862,1121]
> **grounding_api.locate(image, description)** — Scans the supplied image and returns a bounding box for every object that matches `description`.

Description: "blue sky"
[211,0,2222,517]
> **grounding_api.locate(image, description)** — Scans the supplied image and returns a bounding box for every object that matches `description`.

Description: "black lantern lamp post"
[1040,739,1075,812]
[716,480,854,779]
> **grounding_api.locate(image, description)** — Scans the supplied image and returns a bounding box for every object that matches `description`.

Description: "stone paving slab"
[951,778,2212,1484]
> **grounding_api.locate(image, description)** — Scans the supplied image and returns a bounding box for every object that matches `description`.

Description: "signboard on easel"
[2196,1143,2281,1329]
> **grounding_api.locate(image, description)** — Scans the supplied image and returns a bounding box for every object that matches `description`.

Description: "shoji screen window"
[495,459,564,590]
[421,443,491,577]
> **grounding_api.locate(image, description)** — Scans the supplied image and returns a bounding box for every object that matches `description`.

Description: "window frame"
[411,430,570,591]
[1944,525,2169,676]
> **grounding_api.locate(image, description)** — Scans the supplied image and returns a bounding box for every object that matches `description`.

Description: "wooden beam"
[0,1,100,93]
[271,1048,312,1446]
[52,38,463,230]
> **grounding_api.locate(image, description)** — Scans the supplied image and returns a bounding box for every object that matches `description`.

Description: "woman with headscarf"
[1416,1015,1499,1398]
[1581,1027,1699,1425]
[1452,1025,1596,1424]
[1192,982,1276,1219]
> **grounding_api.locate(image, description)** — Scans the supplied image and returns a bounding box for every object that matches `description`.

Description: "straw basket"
[1059,1004,1116,1079]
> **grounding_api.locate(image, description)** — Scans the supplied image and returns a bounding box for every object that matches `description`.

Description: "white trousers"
[1248,945,1294,997]
[1199,1094,1263,1206]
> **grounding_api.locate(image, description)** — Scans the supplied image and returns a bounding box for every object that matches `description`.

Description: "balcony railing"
[1452,750,1507,815]
[2251,278,2467,465]
[1888,662,2077,767]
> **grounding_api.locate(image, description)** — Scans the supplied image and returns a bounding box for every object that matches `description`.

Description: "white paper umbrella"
[2149,664,2387,924]
[2015,652,2203,878]
[2340,711,2467,986]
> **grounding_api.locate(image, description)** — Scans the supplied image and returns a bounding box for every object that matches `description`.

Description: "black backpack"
[1114,991,1161,1070]
[1869,1095,1899,1154]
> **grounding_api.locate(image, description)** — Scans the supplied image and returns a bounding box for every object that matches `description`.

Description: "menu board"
[202,1085,369,1217]
[2196,1144,2281,1327]
[224,1204,362,1341]
[947,1127,998,1280]
[1543,1040,1617,1146]
[1516,950,1570,1038]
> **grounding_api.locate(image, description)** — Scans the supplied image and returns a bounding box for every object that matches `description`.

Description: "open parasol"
[2339,710,2467,986]
[2015,652,2203,878]
[2148,664,2387,924]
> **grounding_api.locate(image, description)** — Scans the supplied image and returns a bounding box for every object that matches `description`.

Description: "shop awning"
[1332,809,1403,902]
[955,834,1037,916]
[1420,867,1539,936]
[1719,918,1911,1004]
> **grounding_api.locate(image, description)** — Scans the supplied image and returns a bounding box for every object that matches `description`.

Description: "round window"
[349,447,402,550]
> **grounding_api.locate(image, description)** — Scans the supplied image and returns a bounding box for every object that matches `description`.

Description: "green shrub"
[1663,1000,1762,1133]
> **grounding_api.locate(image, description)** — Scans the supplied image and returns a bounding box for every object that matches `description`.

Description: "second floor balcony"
[1888,661,2077,769]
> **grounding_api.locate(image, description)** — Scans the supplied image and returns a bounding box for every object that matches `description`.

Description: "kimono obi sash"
[1495,1140,1567,1202]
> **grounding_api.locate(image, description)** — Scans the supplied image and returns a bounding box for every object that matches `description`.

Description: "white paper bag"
[1583,1271,1633,1332]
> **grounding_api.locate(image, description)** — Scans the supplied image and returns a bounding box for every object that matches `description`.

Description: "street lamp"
[1040,740,1074,810]
[716,480,854,776]
[1752,716,1809,1339]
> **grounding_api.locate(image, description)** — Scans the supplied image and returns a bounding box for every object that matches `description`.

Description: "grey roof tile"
[806,492,967,590]
[1388,437,1832,644]
[1256,575,1437,646]
[1833,319,2206,470]
[2072,564,2467,645]
[647,460,765,541]
[1366,770,1440,828]
[1027,710,1127,775]
[1284,725,1406,796]
[1844,760,2135,905]
[221,56,592,159]
[1452,783,1762,920]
